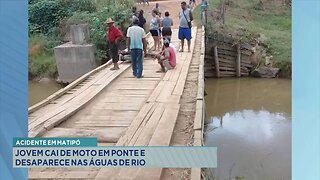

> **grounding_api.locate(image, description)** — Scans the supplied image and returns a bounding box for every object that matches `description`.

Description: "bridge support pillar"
[54,24,98,83]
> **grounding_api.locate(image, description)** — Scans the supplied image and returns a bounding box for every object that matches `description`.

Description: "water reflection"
[204,78,291,180]
[28,80,62,107]
[205,78,292,118]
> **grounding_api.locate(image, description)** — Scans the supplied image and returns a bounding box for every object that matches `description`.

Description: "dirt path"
[136,0,185,29]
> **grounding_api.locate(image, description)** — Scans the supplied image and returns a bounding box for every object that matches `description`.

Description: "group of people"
[105,1,208,78]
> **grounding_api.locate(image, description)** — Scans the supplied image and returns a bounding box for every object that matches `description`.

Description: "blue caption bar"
[13,147,217,168]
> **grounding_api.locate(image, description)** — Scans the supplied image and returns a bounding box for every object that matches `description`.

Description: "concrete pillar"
[54,43,98,83]
[70,24,90,45]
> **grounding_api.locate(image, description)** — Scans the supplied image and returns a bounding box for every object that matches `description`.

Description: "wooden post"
[214,46,220,78]
[236,44,241,77]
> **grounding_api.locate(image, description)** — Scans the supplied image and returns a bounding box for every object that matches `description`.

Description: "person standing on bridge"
[200,0,209,26]
[152,3,160,14]
[161,11,173,43]
[105,18,124,70]
[127,17,147,78]
[178,1,193,52]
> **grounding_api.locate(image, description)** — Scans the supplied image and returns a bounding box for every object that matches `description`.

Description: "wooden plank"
[218,46,252,56]
[217,44,236,51]
[43,127,125,142]
[190,168,202,180]
[193,100,203,130]
[76,110,137,117]
[236,44,241,77]
[119,168,162,180]
[156,82,176,103]
[172,66,188,96]
[134,103,165,146]
[94,104,160,179]
[218,56,251,67]
[115,85,156,90]
[91,104,142,111]
[217,49,237,57]
[116,102,155,146]
[108,89,151,96]
[28,60,113,114]
[163,69,174,81]
[214,46,220,78]
[196,55,204,100]
[219,66,236,71]
[217,53,235,61]
[29,168,62,179]
[220,71,249,75]
[75,115,134,122]
[28,68,117,131]
[147,81,165,102]
[148,104,180,145]
[219,62,235,68]
[29,168,99,179]
[29,64,131,137]
[169,63,184,83]
[97,142,115,146]
[193,129,203,146]
[114,104,180,179]
[172,42,195,96]
[98,96,146,103]
[218,53,250,62]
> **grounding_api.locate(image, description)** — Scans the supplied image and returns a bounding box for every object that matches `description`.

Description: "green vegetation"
[28,0,133,79]
[194,0,292,78]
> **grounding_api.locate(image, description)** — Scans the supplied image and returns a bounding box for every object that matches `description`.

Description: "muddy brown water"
[204,78,291,180]
[28,80,62,107]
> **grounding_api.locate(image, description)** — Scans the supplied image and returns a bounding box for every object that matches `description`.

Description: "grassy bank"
[193,0,292,78]
[28,0,133,79]
[28,34,59,78]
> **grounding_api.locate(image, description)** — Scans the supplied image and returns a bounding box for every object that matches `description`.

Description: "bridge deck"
[28,27,204,180]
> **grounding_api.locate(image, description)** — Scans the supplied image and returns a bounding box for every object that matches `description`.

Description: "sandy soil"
[136,0,185,29]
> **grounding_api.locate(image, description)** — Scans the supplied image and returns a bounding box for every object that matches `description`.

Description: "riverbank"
[193,0,292,78]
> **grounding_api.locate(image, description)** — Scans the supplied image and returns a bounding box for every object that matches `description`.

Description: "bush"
[66,11,93,25]
[29,0,70,34]
[28,0,41,4]
[29,53,58,78]
[58,0,97,13]
[65,2,132,61]
[28,33,61,78]
[29,0,97,34]
[29,33,61,56]
[89,5,132,60]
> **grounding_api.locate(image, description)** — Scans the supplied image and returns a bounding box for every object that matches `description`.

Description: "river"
[28,80,62,107]
[204,78,291,180]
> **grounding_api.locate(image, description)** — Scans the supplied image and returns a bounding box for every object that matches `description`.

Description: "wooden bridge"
[28,27,205,180]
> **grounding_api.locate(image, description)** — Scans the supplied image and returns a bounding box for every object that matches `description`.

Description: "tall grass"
[29,33,60,78]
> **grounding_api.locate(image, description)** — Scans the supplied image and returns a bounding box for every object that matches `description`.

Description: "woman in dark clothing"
[138,10,147,31]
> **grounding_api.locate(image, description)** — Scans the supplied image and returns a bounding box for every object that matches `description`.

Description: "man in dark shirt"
[105,18,123,70]
[138,10,147,31]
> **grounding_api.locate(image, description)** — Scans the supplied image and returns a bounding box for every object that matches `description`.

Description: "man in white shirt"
[126,18,147,78]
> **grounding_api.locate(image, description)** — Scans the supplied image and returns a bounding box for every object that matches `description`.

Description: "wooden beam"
[236,44,241,77]
[214,46,220,78]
